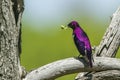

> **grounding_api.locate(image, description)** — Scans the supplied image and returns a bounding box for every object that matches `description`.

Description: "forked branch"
[23,57,120,80]
[23,7,120,80]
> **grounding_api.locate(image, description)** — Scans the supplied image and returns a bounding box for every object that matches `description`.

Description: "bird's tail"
[86,53,93,68]
[83,53,93,68]
[83,55,92,67]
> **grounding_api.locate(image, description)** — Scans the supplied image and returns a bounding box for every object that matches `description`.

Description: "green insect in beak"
[61,25,68,30]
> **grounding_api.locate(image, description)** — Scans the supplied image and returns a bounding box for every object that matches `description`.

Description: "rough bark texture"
[76,70,120,80]
[75,7,120,80]
[95,7,120,57]
[0,0,24,80]
[23,57,120,80]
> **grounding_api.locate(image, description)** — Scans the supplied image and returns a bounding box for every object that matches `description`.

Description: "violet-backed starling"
[62,21,93,67]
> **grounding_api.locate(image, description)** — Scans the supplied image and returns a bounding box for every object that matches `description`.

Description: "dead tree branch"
[23,57,120,80]
[95,7,120,57]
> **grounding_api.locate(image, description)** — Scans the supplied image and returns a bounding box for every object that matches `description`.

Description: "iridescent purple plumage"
[68,21,93,67]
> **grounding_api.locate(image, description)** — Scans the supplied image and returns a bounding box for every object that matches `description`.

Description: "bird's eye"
[71,23,74,26]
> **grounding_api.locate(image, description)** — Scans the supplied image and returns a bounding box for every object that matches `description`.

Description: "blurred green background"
[21,0,120,80]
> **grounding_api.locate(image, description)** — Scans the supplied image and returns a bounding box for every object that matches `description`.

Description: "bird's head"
[61,21,80,30]
[67,21,79,30]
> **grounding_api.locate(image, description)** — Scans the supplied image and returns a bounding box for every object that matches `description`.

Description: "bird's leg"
[77,54,81,59]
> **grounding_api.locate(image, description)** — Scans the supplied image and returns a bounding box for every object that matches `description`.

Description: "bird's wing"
[73,33,92,65]
[73,33,86,56]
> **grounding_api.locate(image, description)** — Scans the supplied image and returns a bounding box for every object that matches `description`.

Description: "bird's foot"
[92,46,96,52]
[77,54,81,59]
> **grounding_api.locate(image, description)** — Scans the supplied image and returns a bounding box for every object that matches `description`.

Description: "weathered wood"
[95,7,120,57]
[90,70,120,80]
[23,57,120,80]
[75,7,120,80]
[76,70,120,80]
[0,0,24,80]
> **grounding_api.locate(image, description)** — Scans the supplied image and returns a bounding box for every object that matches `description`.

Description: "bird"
[66,21,93,67]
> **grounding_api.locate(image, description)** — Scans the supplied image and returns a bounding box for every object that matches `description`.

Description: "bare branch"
[23,57,120,80]
[95,6,120,57]
[75,70,120,80]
